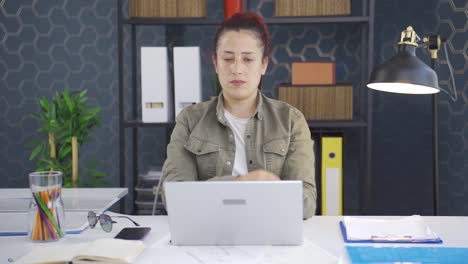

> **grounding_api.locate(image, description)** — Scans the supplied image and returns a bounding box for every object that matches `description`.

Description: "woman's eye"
[244,58,253,62]
[223,58,234,62]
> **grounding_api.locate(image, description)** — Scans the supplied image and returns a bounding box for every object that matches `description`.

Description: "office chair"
[151,174,164,216]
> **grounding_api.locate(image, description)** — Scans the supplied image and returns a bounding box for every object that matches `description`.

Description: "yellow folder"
[321,137,343,215]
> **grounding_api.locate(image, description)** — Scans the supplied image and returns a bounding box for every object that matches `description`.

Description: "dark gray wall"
[371,0,467,215]
[1,0,466,215]
[1,0,120,187]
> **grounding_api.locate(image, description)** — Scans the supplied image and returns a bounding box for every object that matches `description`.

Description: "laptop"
[164,181,303,245]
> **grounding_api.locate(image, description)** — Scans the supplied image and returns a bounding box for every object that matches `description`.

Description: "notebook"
[16,238,145,264]
[164,181,303,245]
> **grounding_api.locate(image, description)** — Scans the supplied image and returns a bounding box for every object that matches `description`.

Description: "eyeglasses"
[87,211,140,232]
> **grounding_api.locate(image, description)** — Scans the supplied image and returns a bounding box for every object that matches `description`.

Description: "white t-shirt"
[224,110,249,176]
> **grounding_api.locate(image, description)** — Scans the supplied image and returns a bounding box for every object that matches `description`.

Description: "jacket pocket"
[185,137,219,180]
[263,138,289,176]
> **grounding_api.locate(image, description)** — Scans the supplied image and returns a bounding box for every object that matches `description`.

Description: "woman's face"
[213,29,268,102]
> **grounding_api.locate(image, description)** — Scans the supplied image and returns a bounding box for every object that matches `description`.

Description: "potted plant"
[29,88,105,187]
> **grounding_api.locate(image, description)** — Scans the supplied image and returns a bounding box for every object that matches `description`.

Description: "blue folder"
[0,212,89,236]
[340,221,443,244]
[346,246,468,264]
[0,229,84,236]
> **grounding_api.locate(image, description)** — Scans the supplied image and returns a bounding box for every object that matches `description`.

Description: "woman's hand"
[237,170,280,181]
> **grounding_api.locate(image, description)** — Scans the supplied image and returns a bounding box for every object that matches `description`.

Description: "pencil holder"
[28,171,65,242]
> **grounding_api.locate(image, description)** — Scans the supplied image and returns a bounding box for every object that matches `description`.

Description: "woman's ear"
[261,56,269,75]
[212,54,218,74]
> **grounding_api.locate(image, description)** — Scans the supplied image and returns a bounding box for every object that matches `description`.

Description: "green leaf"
[29,145,43,160]
[63,89,74,112]
[79,97,88,105]
[49,119,58,130]
[24,139,42,148]
[50,102,57,119]
[31,112,42,120]
[38,97,50,113]
[79,89,88,99]
[91,170,106,177]
[79,115,92,124]
[90,106,101,113]
[58,145,72,159]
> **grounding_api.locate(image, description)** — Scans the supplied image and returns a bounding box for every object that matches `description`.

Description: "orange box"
[292,62,336,85]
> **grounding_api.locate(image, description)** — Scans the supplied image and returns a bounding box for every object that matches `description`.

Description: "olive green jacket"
[162,92,317,219]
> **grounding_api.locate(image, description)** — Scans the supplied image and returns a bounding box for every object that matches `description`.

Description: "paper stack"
[341,215,442,243]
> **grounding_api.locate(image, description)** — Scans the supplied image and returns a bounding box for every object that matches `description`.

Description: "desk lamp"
[367,26,456,216]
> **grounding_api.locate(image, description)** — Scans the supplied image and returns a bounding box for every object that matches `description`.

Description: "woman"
[162,12,317,219]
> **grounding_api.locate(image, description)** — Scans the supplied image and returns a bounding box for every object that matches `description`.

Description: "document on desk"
[340,215,442,243]
[346,246,468,263]
[257,240,339,264]
[141,236,338,264]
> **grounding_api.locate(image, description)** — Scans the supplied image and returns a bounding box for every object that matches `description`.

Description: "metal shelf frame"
[123,16,370,25]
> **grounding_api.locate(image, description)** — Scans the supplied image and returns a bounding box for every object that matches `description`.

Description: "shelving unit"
[117,0,374,214]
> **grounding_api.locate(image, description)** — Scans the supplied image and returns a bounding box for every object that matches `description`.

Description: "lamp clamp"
[398,26,420,46]
[398,26,446,60]
[423,35,445,60]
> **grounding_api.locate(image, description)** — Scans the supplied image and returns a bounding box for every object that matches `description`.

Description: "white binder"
[173,47,202,117]
[141,47,171,122]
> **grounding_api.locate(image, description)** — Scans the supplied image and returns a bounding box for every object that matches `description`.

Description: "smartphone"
[114,227,151,240]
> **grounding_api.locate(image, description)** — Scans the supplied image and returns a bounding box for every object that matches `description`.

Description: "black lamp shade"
[367,45,439,94]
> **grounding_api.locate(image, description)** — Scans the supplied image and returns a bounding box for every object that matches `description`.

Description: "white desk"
[0,188,128,212]
[3,215,468,263]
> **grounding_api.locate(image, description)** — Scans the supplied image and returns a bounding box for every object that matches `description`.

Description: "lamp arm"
[418,35,457,102]
[416,41,431,49]
[441,42,457,102]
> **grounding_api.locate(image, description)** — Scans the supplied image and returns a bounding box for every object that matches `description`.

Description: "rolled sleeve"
[161,111,198,206]
[282,109,317,219]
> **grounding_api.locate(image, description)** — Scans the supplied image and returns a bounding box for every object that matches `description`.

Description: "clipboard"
[339,221,443,243]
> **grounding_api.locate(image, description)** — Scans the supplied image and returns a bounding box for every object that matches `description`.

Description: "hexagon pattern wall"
[1,0,466,215]
[1,0,119,187]
[372,0,467,215]
[435,0,467,215]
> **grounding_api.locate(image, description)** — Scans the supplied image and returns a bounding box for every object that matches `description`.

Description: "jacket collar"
[215,91,264,125]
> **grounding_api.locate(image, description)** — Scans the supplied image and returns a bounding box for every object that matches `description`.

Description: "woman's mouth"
[230,80,246,86]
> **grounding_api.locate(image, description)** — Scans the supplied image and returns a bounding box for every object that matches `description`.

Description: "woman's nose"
[230,59,243,74]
